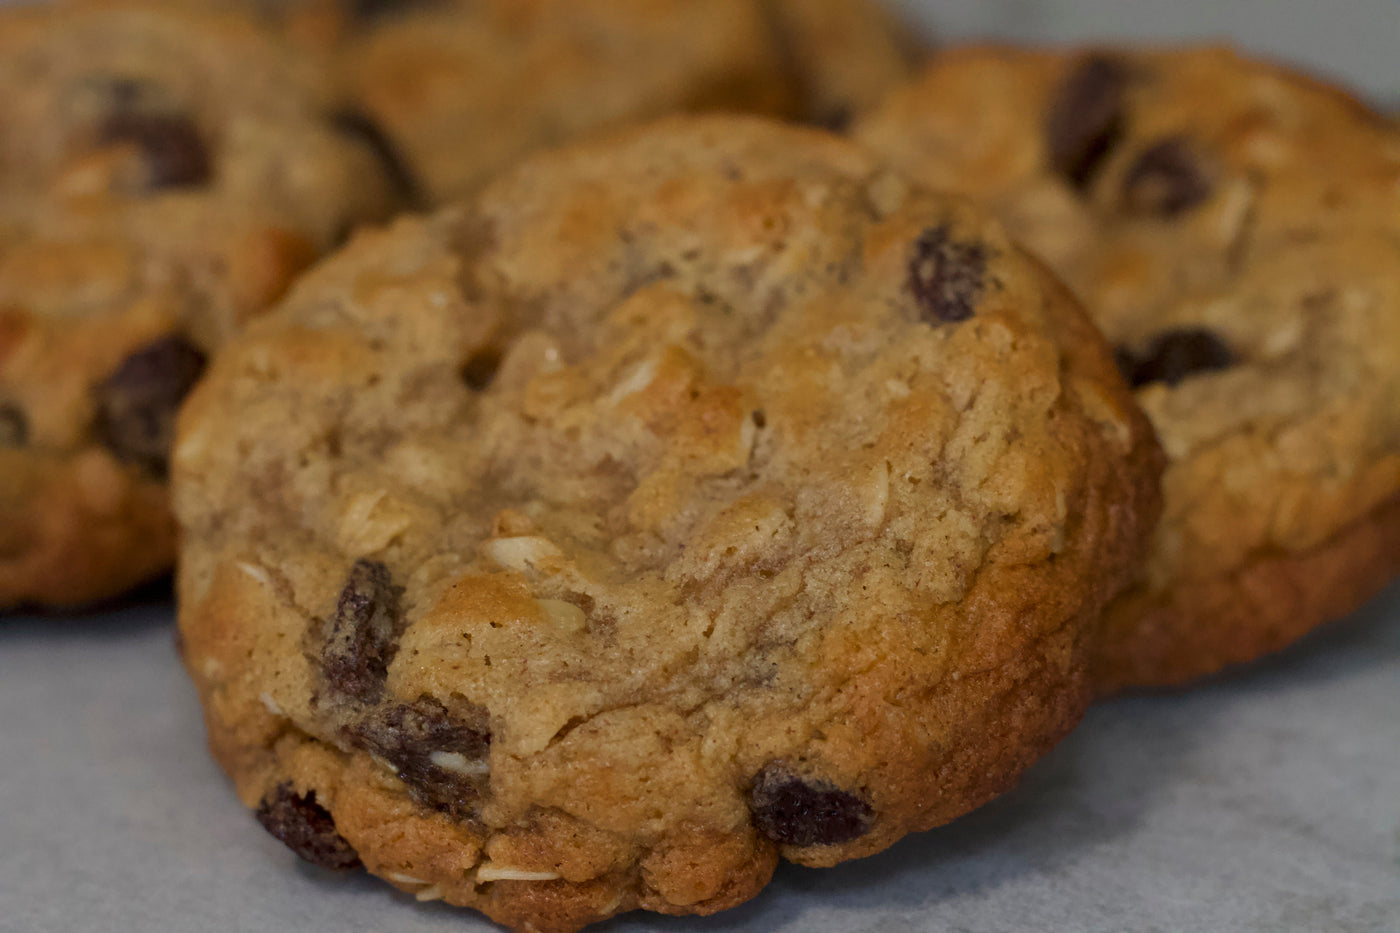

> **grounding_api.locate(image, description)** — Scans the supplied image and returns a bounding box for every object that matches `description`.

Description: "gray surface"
[4,1,1400,931]
[3,585,1398,932]
[892,0,1400,101]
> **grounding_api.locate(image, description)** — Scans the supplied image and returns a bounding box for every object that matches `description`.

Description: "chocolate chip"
[749,764,874,847]
[907,224,990,324]
[1116,328,1235,388]
[92,335,207,477]
[328,108,421,207]
[254,783,362,870]
[352,696,491,817]
[320,559,407,704]
[461,347,502,391]
[0,403,27,448]
[98,111,211,190]
[1122,137,1213,217]
[1047,55,1129,189]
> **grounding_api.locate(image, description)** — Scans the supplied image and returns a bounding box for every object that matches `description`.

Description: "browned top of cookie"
[759,0,925,128]
[330,0,922,203]
[857,48,1400,673]
[0,1,404,606]
[339,0,792,202]
[173,116,1158,930]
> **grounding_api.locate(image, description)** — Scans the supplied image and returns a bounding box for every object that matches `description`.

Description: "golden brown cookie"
[857,46,1400,691]
[0,2,404,608]
[173,116,1160,931]
[323,0,921,202]
[759,0,926,129]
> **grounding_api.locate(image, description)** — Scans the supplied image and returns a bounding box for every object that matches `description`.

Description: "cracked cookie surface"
[857,46,1400,691]
[173,116,1159,931]
[0,1,403,608]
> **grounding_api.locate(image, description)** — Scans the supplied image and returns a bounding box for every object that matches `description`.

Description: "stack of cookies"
[2,2,1395,931]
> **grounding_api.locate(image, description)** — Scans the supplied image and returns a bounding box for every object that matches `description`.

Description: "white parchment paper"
[2,584,1397,932]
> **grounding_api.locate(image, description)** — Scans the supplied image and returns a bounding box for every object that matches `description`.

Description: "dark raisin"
[0,402,27,447]
[907,224,990,324]
[92,335,207,477]
[328,108,421,207]
[1112,346,1140,385]
[461,347,502,391]
[98,111,211,190]
[352,696,491,817]
[1118,328,1236,388]
[1122,136,1213,217]
[320,559,406,704]
[751,410,767,429]
[1047,55,1129,189]
[254,783,362,870]
[749,764,874,847]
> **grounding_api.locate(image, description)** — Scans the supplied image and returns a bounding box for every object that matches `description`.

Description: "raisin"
[461,347,502,391]
[321,559,406,704]
[352,696,491,817]
[0,402,27,448]
[92,335,207,477]
[98,111,211,190]
[328,108,421,206]
[1117,328,1235,388]
[254,783,362,870]
[907,224,990,324]
[1047,55,1129,189]
[1122,137,1213,217]
[749,764,874,847]
[1112,346,1141,385]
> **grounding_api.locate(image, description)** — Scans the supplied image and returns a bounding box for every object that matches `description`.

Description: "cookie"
[759,0,926,129]
[330,0,921,203]
[173,116,1160,931]
[0,2,406,608]
[856,46,1400,691]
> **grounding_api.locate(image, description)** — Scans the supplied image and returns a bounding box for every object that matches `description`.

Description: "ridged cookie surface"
[858,47,1400,691]
[173,117,1160,931]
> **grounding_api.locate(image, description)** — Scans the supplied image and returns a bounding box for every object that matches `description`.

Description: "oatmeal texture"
[858,47,1400,691]
[174,117,1160,931]
[0,1,403,607]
